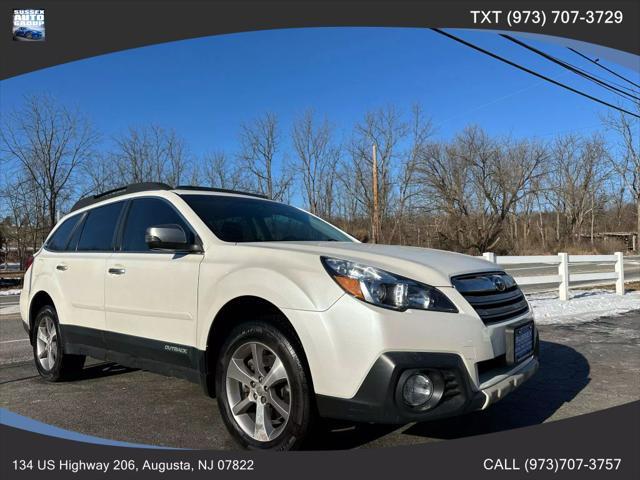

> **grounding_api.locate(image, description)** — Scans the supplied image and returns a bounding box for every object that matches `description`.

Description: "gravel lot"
[1,297,639,450]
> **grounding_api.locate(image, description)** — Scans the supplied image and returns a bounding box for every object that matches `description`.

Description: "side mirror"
[145,224,201,252]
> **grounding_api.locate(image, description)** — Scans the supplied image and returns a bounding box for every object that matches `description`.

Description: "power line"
[564,59,639,95]
[568,47,640,90]
[500,34,640,103]
[502,34,639,101]
[430,28,640,119]
[569,63,639,96]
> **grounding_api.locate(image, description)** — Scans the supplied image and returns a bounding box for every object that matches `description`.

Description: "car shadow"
[309,421,399,450]
[73,362,138,381]
[313,340,590,448]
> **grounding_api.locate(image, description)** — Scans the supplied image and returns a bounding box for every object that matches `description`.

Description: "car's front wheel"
[32,305,85,381]
[215,320,315,450]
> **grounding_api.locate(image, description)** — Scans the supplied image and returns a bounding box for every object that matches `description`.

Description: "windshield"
[181,194,353,243]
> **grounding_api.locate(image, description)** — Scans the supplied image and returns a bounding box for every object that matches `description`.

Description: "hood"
[240,242,499,286]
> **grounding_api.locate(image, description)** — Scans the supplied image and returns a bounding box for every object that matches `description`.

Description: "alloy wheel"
[225,342,291,442]
[36,316,58,371]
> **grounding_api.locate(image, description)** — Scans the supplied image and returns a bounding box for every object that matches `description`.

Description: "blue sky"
[1,27,638,170]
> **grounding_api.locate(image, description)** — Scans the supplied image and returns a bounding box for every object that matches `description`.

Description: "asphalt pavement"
[1,301,639,449]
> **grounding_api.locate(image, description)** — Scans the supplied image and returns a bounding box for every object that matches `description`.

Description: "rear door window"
[65,214,86,251]
[46,215,81,251]
[77,202,124,252]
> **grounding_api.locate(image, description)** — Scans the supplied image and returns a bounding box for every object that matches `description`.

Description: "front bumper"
[286,290,536,400]
[316,342,539,424]
[477,354,538,409]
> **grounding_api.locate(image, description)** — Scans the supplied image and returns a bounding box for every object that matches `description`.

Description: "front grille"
[451,271,529,325]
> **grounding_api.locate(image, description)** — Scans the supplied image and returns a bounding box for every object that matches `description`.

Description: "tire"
[32,305,85,381]
[215,319,315,450]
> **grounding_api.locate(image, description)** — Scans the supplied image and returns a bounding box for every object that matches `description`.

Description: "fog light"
[402,373,434,407]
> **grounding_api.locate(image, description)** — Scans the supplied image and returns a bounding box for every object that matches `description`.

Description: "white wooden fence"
[480,252,625,300]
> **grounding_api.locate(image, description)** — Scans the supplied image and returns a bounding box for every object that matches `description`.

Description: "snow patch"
[0,289,22,296]
[529,289,640,325]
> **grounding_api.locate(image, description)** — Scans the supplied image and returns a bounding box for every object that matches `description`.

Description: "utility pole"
[372,143,380,243]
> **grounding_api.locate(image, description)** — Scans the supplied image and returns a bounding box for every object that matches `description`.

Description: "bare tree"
[110,125,191,187]
[202,150,246,189]
[79,152,119,195]
[238,113,292,200]
[387,105,433,243]
[544,135,609,243]
[603,105,640,248]
[292,110,339,217]
[0,94,99,228]
[342,106,409,242]
[1,174,47,267]
[164,128,190,186]
[416,127,546,253]
[2,94,633,256]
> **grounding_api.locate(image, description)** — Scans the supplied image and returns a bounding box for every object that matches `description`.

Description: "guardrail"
[480,252,625,300]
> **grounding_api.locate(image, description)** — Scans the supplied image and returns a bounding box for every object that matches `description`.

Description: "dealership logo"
[12,9,45,41]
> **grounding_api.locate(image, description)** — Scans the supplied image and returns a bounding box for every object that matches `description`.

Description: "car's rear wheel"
[32,305,85,381]
[215,320,315,450]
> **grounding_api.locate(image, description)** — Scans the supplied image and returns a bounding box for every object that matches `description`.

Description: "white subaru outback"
[20,183,539,450]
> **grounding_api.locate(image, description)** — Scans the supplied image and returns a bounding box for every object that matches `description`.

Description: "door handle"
[108,267,126,275]
[56,264,68,271]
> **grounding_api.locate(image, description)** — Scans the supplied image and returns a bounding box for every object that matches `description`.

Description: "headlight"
[321,257,458,313]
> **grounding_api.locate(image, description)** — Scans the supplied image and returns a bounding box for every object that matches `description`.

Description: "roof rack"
[70,183,270,213]
[70,182,172,212]
[174,185,269,200]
